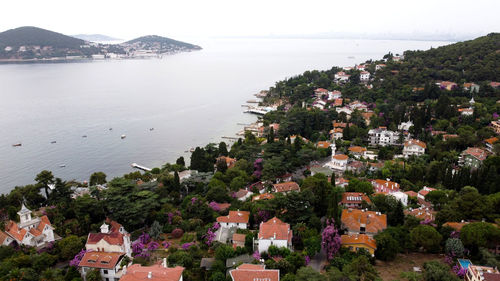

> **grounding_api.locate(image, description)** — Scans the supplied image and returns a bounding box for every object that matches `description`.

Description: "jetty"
[131,163,152,172]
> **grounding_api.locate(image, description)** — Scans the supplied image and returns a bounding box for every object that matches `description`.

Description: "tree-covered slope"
[0,26,85,49]
[125,35,201,50]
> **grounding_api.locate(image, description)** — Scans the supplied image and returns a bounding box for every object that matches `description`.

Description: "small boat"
[189,147,195,152]
[51,141,57,144]
[109,128,113,130]
[121,135,126,139]
[12,143,22,147]
[82,135,87,138]
[59,164,66,168]
[348,56,355,59]
[149,128,154,131]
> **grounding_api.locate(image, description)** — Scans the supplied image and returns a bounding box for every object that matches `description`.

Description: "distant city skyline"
[2,0,499,42]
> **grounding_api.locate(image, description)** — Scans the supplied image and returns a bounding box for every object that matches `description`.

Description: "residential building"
[0,231,14,246]
[417,186,436,201]
[273,182,300,194]
[336,106,353,116]
[314,88,329,99]
[403,139,426,158]
[347,160,365,173]
[362,112,375,125]
[405,207,435,222]
[491,120,500,135]
[371,179,400,194]
[252,193,274,202]
[233,189,253,201]
[313,99,326,110]
[316,141,331,149]
[335,177,350,188]
[341,234,376,255]
[439,81,458,91]
[459,147,488,168]
[360,71,370,81]
[348,146,367,159]
[389,191,409,206]
[490,82,500,89]
[484,137,498,153]
[332,127,343,140]
[341,209,387,237]
[229,264,279,281]
[463,83,480,93]
[326,154,348,171]
[340,192,371,209]
[257,217,293,253]
[216,211,250,230]
[232,233,246,249]
[398,120,414,131]
[216,156,237,169]
[329,90,342,100]
[458,108,474,116]
[356,64,366,71]
[332,98,343,107]
[375,64,386,71]
[465,264,500,281]
[335,71,351,82]
[79,251,126,281]
[368,127,401,146]
[85,220,132,258]
[3,203,55,247]
[120,261,184,281]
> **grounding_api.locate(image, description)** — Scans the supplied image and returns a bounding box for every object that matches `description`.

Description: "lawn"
[375,252,443,281]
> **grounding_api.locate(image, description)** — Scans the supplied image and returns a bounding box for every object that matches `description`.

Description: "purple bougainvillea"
[162,241,171,249]
[191,197,198,205]
[252,250,261,260]
[492,112,499,119]
[208,201,221,212]
[70,249,91,267]
[253,158,263,179]
[453,264,467,278]
[202,222,221,246]
[322,219,341,260]
[181,242,194,250]
[305,255,311,265]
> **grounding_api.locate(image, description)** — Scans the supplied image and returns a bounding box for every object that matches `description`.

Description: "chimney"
[273,233,276,239]
[100,223,109,234]
[162,258,167,268]
[148,272,152,279]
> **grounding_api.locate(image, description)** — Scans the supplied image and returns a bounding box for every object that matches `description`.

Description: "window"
[103,270,108,274]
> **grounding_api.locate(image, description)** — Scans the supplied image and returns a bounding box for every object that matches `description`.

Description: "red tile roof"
[120,264,184,281]
[341,192,371,205]
[372,179,399,193]
[78,251,124,269]
[348,146,367,153]
[341,209,387,234]
[230,264,279,281]
[232,233,246,243]
[404,139,427,149]
[443,222,469,231]
[216,211,250,224]
[252,193,275,201]
[404,191,418,197]
[87,231,125,246]
[5,221,27,242]
[341,234,376,250]
[333,154,349,160]
[405,208,435,221]
[273,182,300,193]
[258,217,292,242]
[314,88,328,93]
[317,141,331,149]
[485,137,499,145]
[0,231,10,244]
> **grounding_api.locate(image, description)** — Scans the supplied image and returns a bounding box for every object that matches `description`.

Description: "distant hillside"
[125,35,201,51]
[394,33,500,83]
[72,34,121,42]
[0,26,84,49]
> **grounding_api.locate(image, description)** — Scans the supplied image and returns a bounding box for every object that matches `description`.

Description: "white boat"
[121,135,126,139]
[59,164,66,168]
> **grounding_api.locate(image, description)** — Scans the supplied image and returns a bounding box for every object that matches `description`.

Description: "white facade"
[360,71,370,81]
[326,154,348,171]
[368,128,401,146]
[398,121,414,131]
[389,191,408,206]
[219,222,248,229]
[80,259,125,281]
[5,204,56,248]
[335,72,351,82]
[403,143,425,158]
[258,238,289,254]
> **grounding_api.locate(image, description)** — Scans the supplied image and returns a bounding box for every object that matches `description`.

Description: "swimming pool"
[458,259,472,269]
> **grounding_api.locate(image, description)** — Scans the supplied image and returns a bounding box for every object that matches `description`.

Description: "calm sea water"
[0,38,451,193]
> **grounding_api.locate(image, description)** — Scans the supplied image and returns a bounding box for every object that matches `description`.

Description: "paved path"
[309,247,327,272]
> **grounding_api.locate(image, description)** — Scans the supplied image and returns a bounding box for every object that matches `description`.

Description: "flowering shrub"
[162,241,171,249]
[254,209,272,225]
[171,228,184,239]
[453,264,467,278]
[191,197,198,205]
[70,249,91,267]
[252,250,261,260]
[305,255,311,265]
[321,219,341,260]
[208,201,221,212]
[181,242,194,250]
[147,241,159,251]
[253,158,263,179]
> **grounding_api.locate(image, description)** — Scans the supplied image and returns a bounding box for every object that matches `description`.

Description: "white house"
[368,127,401,146]
[257,217,293,253]
[459,108,474,116]
[329,90,342,100]
[375,64,386,71]
[4,203,55,248]
[335,72,351,82]
[120,262,184,281]
[360,71,371,81]
[336,107,353,116]
[79,252,127,281]
[230,264,279,281]
[216,211,250,230]
[389,191,409,206]
[403,139,426,158]
[85,220,132,257]
[398,121,414,131]
[233,189,254,201]
[417,187,436,201]
[0,231,15,246]
[313,99,327,110]
[314,88,329,99]
[326,154,349,171]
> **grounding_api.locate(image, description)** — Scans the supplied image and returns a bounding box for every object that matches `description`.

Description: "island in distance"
[0,26,202,62]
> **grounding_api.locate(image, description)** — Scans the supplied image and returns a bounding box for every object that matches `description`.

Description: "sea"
[0,38,452,193]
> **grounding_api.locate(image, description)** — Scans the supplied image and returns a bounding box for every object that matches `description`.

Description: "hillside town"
[1,34,500,281]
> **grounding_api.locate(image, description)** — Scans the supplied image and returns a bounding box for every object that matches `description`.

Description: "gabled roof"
[485,137,499,145]
[0,231,11,244]
[462,147,488,161]
[341,209,387,234]
[258,217,292,241]
[443,222,469,231]
[5,221,27,242]
[273,182,300,193]
[252,193,274,201]
[341,234,376,250]
[341,192,371,205]
[87,231,125,246]
[120,264,184,281]
[78,251,124,269]
[216,211,250,224]
[234,189,250,199]
[404,139,427,149]
[404,191,418,197]
[229,264,279,281]
[317,141,331,149]
[371,179,399,192]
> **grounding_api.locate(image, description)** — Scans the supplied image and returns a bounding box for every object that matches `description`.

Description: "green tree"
[423,261,460,281]
[149,220,163,240]
[89,172,107,186]
[57,235,84,260]
[410,225,442,253]
[35,170,54,199]
[374,231,400,261]
[86,268,102,281]
[219,142,228,156]
[460,222,500,253]
[295,266,326,281]
[176,156,185,167]
[343,255,379,281]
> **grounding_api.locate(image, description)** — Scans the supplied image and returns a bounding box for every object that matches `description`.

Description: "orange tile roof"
[0,231,10,244]
[78,251,124,269]
[348,146,367,153]
[230,264,279,281]
[333,128,344,133]
[314,88,328,93]
[462,147,488,161]
[333,154,349,160]
[5,221,27,242]
[404,191,418,197]
[405,208,435,221]
[232,233,246,243]
[372,179,399,192]
[443,222,469,231]
[258,217,292,241]
[273,182,300,193]
[216,211,250,224]
[237,264,265,270]
[341,209,387,234]
[120,264,184,281]
[87,231,125,246]
[341,234,376,250]
[404,139,427,149]
[341,192,372,205]
[317,141,331,149]
[485,137,499,145]
[252,193,275,201]
[333,99,343,106]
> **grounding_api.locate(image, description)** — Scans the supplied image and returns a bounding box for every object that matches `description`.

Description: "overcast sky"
[2,0,499,41]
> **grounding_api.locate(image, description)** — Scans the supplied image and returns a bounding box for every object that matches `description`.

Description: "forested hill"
[124,35,202,50]
[0,26,85,49]
[394,33,500,83]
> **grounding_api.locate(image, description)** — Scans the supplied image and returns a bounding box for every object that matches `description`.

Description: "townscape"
[1,33,500,281]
